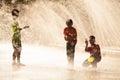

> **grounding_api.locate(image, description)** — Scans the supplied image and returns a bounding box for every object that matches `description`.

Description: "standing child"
[83,35,101,68]
[63,19,77,68]
[11,9,29,65]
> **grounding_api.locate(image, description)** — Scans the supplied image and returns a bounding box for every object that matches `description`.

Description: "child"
[83,35,101,68]
[11,9,29,65]
[63,19,77,68]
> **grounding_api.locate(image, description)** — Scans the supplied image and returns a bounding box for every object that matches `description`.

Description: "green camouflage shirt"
[12,21,21,45]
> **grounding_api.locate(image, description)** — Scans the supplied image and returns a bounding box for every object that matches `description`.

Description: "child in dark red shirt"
[63,19,77,68]
[83,35,101,68]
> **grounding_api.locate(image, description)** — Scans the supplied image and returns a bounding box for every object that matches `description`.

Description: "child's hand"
[64,36,68,41]
[85,39,88,45]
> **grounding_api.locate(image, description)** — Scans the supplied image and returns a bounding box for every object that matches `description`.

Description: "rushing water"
[0,0,120,48]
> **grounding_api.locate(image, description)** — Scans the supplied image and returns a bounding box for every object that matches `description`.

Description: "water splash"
[0,0,120,48]
[83,0,120,47]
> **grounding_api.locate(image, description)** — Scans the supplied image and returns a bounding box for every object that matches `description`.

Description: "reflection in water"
[65,69,101,80]
[0,44,120,80]
[83,70,100,80]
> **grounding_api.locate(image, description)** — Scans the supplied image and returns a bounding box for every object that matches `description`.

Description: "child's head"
[12,9,19,17]
[89,35,95,45]
[66,19,73,27]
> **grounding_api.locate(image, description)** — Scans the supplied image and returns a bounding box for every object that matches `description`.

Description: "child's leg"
[16,45,22,64]
[91,62,97,68]
[12,51,16,64]
[66,43,74,67]
[67,52,74,67]
[17,52,21,63]
[13,49,16,60]
[82,59,91,67]
[69,43,76,67]
[12,47,17,65]
[91,56,101,68]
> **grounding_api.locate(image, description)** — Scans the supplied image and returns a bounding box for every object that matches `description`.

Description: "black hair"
[12,9,19,16]
[66,19,73,25]
[89,35,95,39]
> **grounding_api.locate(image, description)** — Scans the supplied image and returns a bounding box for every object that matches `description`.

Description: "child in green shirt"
[12,9,29,65]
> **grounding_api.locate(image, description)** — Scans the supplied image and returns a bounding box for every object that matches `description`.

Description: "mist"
[0,0,120,48]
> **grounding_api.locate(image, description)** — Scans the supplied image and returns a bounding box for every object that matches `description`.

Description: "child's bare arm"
[85,39,88,51]
[18,26,29,31]
[23,26,30,29]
